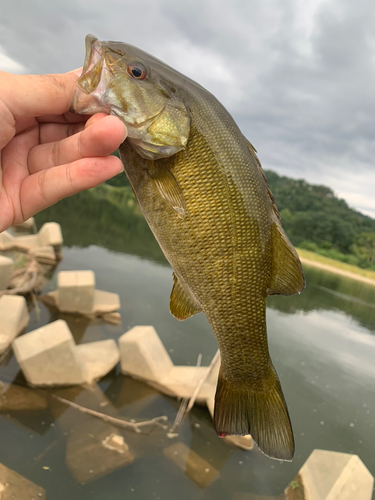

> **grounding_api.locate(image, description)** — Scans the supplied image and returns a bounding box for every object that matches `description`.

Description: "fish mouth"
[77,34,105,95]
[71,34,164,128]
[71,35,113,114]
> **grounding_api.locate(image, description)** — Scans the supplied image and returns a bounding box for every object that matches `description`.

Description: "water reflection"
[0,185,372,499]
[268,265,375,332]
[35,185,167,264]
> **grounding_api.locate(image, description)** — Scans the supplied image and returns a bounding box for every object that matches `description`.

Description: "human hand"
[0,70,127,232]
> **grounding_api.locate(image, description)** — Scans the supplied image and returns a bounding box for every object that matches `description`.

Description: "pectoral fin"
[268,223,306,296]
[151,165,186,219]
[170,273,201,320]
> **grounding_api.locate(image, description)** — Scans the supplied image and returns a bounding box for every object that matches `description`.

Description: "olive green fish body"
[72,35,305,461]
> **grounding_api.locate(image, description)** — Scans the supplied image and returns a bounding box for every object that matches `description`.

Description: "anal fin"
[170,272,202,321]
[269,223,305,296]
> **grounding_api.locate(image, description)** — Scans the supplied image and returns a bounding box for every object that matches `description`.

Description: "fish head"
[72,34,191,160]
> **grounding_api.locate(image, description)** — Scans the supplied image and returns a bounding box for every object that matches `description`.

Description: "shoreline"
[299,257,375,287]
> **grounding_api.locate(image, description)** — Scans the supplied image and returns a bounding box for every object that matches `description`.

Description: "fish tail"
[213,365,295,461]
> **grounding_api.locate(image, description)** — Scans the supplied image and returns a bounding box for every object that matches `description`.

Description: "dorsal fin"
[170,273,202,320]
[269,223,305,296]
[246,139,280,220]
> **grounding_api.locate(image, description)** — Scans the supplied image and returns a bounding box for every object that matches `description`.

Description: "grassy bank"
[296,248,375,284]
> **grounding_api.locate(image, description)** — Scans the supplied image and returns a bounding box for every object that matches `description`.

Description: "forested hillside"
[106,168,375,270]
[264,170,375,269]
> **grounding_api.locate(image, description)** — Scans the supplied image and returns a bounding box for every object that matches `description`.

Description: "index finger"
[0,69,81,119]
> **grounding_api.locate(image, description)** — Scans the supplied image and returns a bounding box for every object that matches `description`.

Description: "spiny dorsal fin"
[269,223,305,296]
[150,164,186,219]
[170,273,202,320]
[246,139,280,220]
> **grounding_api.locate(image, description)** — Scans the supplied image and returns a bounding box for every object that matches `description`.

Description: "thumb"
[0,69,82,119]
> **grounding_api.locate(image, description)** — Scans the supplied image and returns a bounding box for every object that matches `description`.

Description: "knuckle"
[38,170,49,202]
[51,141,60,166]
[65,163,74,190]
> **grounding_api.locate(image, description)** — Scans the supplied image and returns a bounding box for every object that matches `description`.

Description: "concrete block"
[9,234,40,249]
[119,326,174,382]
[38,222,63,247]
[93,289,121,313]
[77,339,120,384]
[0,295,29,353]
[29,245,56,264]
[0,223,62,252]
[151,366,210,399]
[0,462,46,499]
[12,320,120,387]
[12,319,87,386]
[0,255,13,290]
[163,442,219,488]
[57,270,95,313]
[12,217,36,231]
[0,231,14,250]
[285,449,374,500]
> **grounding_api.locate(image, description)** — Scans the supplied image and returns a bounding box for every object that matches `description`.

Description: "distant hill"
[264,170,375,269]
[106,167,375,270]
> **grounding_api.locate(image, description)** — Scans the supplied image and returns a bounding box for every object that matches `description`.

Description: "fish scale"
[72,34,305,461]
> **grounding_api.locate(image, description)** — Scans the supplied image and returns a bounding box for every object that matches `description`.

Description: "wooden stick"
[169,352,206,434]
[49,393,168,433]
[185,349,220,414]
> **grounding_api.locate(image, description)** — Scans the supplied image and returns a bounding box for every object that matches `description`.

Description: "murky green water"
[1,185,375,499]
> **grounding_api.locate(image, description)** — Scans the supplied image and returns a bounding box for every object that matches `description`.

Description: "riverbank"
[296,248,375,287]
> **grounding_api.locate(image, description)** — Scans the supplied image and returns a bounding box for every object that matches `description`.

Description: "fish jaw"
[71,35,116,116]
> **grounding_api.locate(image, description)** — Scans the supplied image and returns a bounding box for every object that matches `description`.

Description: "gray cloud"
[1,0,375,216]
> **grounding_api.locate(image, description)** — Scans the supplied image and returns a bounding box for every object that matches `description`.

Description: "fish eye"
[127,63,147,80]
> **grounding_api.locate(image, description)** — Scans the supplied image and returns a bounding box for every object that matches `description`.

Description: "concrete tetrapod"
[40,270,121,323]
[284,449,374,500]
[119,325,253,450]
[0,222,62,253]
[0,295,30,354]
[12,319,120,386]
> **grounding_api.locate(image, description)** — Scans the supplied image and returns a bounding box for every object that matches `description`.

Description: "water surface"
[1,187,374,499]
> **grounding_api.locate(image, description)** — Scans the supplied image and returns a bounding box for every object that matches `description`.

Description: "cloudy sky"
[1,0,375,216]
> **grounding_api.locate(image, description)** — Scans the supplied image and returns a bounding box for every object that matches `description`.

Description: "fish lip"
[82,34,101,74]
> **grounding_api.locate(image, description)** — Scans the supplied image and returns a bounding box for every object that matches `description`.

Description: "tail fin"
[213,367,294,461]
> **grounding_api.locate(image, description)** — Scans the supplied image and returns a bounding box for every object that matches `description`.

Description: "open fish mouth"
[70,35,114,115]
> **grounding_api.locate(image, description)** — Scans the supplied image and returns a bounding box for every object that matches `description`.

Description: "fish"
[71,34,305,461]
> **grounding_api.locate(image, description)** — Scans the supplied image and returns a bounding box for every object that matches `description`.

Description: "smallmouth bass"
[72,34,305,461]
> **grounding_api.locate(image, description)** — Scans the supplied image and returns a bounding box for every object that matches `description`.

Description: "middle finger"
[28,115,127,173]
